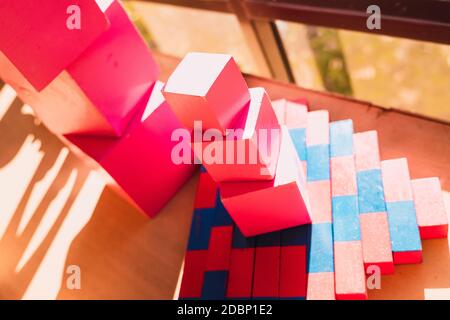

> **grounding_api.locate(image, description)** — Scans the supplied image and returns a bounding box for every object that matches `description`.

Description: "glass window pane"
[127,1,261,75]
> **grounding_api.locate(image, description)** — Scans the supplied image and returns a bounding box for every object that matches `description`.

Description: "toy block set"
[0,1,448,301]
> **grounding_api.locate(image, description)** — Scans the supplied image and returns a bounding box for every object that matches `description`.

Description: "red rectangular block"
[226,248,255,299]
[412,178,448,239]
[194,172,218,209]
[334,241,367,300]
[163,52,250,133]
[279,246,307,299]
[0,0,109,91]
[220,126,311,236]
[67,81,196,217]
[193,88,281,182]
[1,0,159,136]
[206,226,233,271]
[252,246,280,298]
[179,250,208,299]
[359,212,394,275]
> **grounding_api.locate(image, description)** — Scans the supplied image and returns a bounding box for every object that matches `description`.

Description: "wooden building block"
[220,126,311,236]
[0,0,109,91]
[381,158,422,264]
[272,99,308,128]
[412,177,448,239]
[179,250,208,299]
[163,52,250,133]
[194,88,281,182]
[0,0,159,136]
[194,172,218,209]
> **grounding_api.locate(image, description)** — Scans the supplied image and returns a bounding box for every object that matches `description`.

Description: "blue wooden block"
[187,208,215,250]
[256,231,281,247]
[332,195,361,242]
[232,224,256,249]
[200,165,207,173]
[308,223,334,273]
[289,128,307,161]
[281,224,311,247]
[307,144,330,181]
[386,201,422,252]
[201,271,228,299]
[213,192,233,227]
[357,169,386,214]
[330,120,354,158]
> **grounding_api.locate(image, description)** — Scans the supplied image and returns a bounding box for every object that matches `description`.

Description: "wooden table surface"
[0,52,448,300]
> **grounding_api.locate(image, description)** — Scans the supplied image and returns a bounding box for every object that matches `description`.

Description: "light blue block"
[332,195,361,241]
[386,201,422,252]
[308,223,334,273]
[330,120,354,158]
[307,144,330,181]
[289,128,307,161]
[357,169,386,214]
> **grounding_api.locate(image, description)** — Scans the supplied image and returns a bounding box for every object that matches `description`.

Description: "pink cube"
[0,0,159,136]
[272,99,308,128]
[220,126,311,236]
[66,82,196,217]
[0,0,109,91]
[163,52,250,133]
[193,88,281,182]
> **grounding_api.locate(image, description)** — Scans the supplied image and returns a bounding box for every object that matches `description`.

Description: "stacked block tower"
[0,1,448,300]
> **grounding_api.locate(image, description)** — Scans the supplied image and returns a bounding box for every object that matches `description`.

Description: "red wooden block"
[67,82,196,217]
[306,272,335,300]
[359,212,394,275]
[179,250,208,299]
[412,178,448,239]
[334,241,367,300]
[252,246,280,298]
[206,226,233,271]
[0,0,159,136]
[163,52,250,133]
[226,248,255,298]
[220,126,311,236]
[279,246,307,298]
[0,0,109,91]
[194,172,218,209]
[393,251,422,264]
[193,88,281,182]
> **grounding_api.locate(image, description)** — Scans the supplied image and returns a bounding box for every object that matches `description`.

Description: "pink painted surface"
[271,99,308,128]
[307,180,332,224]
[193,88,281,182]
[220,127,311,236]
[353,130,381,172]
[68,82,196,217]
[306,272,335,300]
[306,110,329,146]
[381,158,413,202]
[0,0,109,91]
[331,155,357,196]
[359,212,394,275]
[412,178,448,239]
[334,241,367,300]
[0,0,159,136]
[163,52,250,133]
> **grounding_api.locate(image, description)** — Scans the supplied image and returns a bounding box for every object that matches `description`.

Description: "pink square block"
[359,212,394,275]
[163,52,250,133]
[271,99,308,128]
[334,241,367,300]
[412,177,448,239]
[354,131,381,171]
[331,155,357,196]
[0,0,159,136]
[307,180,332,224]
[306,110,329,146]
[0,0,109,91]
[220,127,311,236]
[381,158,413,202]
[306,272,335,300]
[193,88,281,182]
[67,82,196,217]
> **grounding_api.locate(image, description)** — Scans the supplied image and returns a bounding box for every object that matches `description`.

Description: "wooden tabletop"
[0,52,448,300]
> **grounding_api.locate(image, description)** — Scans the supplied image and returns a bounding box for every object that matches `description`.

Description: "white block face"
[164,52,233,97]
